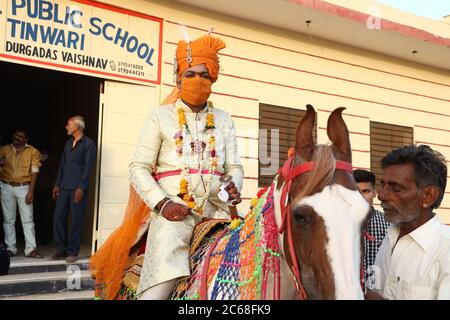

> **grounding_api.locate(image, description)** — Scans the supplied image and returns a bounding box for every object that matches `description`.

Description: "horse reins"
[277,155,353,300]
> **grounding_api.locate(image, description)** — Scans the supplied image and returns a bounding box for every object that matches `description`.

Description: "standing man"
[52,116,96,263]
[0,129,43,258]
[366,145,450,299]
[353,169,390,290]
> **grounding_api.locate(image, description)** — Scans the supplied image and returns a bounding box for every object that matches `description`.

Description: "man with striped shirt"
[353,169,390,290]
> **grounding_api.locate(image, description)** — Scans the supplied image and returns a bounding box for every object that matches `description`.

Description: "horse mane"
[299,144,336,198]
[278,144,337,200]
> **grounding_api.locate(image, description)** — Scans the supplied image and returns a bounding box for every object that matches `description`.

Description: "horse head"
[276,105,370,300]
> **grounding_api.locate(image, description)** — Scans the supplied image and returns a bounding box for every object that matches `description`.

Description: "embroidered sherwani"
[130,99,244,295]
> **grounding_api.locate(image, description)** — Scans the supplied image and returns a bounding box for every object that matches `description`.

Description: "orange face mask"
[180,76,212,105]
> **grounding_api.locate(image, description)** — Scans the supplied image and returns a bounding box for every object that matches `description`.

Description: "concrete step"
[8,259,90,275]
[0,270,94,298]
[0,290,95,300]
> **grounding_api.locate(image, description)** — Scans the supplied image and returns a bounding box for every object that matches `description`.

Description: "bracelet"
[154,197,169,213]
[158,199,173,215]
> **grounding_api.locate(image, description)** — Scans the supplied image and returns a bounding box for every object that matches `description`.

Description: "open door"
[92,80,159,253]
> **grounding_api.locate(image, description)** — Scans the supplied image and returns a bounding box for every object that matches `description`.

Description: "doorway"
[0,60,101,254]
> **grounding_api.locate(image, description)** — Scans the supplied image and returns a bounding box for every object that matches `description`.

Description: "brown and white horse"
[272,105,370,299]
[188,105,370,300]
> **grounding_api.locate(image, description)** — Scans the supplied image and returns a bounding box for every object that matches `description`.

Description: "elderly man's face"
[65,118,78,136]
[378,163,422,224]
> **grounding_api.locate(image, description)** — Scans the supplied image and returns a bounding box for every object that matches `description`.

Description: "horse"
[170,105,370,300]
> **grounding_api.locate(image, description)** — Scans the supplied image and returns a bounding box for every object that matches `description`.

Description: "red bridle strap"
[287,160,353,181]
[278,158,353,232]
[277,156,353,300]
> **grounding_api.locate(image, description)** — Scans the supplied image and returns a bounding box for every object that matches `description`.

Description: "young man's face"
[177,64,211,89]
[357,182,376,206]
[180,64,211,82]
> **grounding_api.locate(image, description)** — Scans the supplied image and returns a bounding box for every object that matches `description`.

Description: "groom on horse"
[90,32,244,300]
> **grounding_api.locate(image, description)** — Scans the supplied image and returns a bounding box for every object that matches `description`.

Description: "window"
[258,104,316,187]
[370,121,413,188]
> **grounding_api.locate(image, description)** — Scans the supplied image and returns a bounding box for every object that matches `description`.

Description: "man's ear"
[176,76,182,89]
[422,185,440,209]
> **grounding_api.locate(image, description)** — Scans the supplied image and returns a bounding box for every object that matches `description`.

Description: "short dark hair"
[14,129,28,138]
[381,144,447,209]
[353,169,376,186]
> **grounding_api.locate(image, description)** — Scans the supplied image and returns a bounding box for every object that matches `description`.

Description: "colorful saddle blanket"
[171,184,281,300]
[116,184,280,300]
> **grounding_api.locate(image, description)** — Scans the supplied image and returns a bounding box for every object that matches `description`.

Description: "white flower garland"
[174,101,218,215]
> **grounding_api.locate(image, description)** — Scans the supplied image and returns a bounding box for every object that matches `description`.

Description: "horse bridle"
[277,155,353,299]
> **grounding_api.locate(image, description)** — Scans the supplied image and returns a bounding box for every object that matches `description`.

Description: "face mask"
[180,76,212,105]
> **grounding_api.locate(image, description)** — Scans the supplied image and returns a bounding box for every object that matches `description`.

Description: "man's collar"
[10,143,30,151]
[408,215,442,251]
[70,135,86,142]
[388,215,442,252]
[368,206,383,218]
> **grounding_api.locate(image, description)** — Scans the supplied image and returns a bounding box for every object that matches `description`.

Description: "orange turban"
[176,34,226,83]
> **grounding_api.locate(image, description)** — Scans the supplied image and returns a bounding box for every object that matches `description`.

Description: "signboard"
[0,0,163,85]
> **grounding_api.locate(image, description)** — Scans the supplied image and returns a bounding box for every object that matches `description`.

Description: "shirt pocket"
[402,280,436,300]
[384,274,436,300]
[71,149,85,164]
[19,158,31,171]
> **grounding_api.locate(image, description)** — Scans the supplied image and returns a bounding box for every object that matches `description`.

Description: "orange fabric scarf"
[89,186,150,299]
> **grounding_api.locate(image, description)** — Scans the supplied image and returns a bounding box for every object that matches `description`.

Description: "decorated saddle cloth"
[117,184,280,301]
[116,218,231,300]
[116,233,148,300]
[171,184,281,300]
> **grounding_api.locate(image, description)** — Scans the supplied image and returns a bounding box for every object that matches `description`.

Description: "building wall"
[95,0,450,245]
[95,81,159,247]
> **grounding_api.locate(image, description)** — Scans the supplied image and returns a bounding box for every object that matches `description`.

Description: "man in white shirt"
[366,145,449,300]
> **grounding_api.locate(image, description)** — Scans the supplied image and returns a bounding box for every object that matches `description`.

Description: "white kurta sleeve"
[129,108,168,210]
[223,113,244,192]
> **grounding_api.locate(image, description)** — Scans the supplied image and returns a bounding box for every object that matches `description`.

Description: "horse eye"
[293,207,308,225]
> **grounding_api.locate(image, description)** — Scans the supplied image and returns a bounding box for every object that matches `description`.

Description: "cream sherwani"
[130,99,244,295]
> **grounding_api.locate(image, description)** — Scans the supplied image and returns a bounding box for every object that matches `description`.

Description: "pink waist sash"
[152,169,223,181]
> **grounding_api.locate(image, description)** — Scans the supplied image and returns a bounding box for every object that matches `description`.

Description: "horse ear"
[327,107,352,162]
[295,104,315,160]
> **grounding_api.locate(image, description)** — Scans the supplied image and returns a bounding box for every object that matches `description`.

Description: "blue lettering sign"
[10,0,83,28]
[89,17,102,36]
[88,18,155,66]
[11,0,26,16]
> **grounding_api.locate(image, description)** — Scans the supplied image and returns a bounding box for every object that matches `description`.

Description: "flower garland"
[174,101,218,215]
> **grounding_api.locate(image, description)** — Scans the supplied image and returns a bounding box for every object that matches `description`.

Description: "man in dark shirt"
[52,116,96,263]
